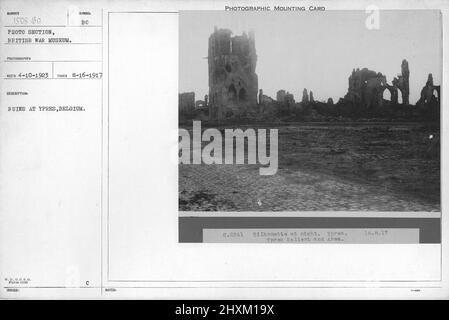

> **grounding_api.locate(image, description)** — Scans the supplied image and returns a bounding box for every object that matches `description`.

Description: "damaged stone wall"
[418,73,440,106]
[259,89,274,105]
[179,92,195,115]
[309,91,314,103]
[302,88,309,104]
[345,68,387,109]
[392,59,410,105]
[344,59,410,109]
[208,27,258,120]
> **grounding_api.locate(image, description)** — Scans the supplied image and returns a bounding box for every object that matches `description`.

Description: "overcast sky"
[179,10,441,103]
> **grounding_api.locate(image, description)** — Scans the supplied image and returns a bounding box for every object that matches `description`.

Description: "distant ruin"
[302,88,309,104]
[344,59,410,109]
[179,92,195,116]
[207,27,258,120]
[179,28,440,123]
[418,73,440,106]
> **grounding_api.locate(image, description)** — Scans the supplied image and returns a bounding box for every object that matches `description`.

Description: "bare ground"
[179,122,440,211]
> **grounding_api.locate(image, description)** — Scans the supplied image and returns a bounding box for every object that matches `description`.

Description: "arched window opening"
[383,88,391,101]
[239,88,247,101]
[228,84,237,102]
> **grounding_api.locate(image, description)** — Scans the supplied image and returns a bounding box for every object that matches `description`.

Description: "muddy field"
[179,122,440,211]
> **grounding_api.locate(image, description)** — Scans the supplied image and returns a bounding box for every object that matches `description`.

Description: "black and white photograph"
[179,10,441,213]
[1,0,448,300]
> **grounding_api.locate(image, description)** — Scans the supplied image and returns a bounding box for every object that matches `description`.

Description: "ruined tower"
[400,59,410,105]
[208,27,258,120]
[309,91,314,103]
[179,92,195,116]
[302,88,309,104]
[418,73,440,107]
[392,59,410,105]
[344,59,409,108]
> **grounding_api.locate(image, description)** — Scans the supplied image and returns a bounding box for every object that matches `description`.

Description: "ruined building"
[392,59,410,105]
[418,73,440,106]
[257,89,277,115]
[195,100,206,109]
[284,92,295,111]
[302,88,309,104]
[259,89,274,105]
[344,59,410,109]
[275,89,295,113]
[208,27,258,120]
[276,90,286,103]
[179,92,195,115]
